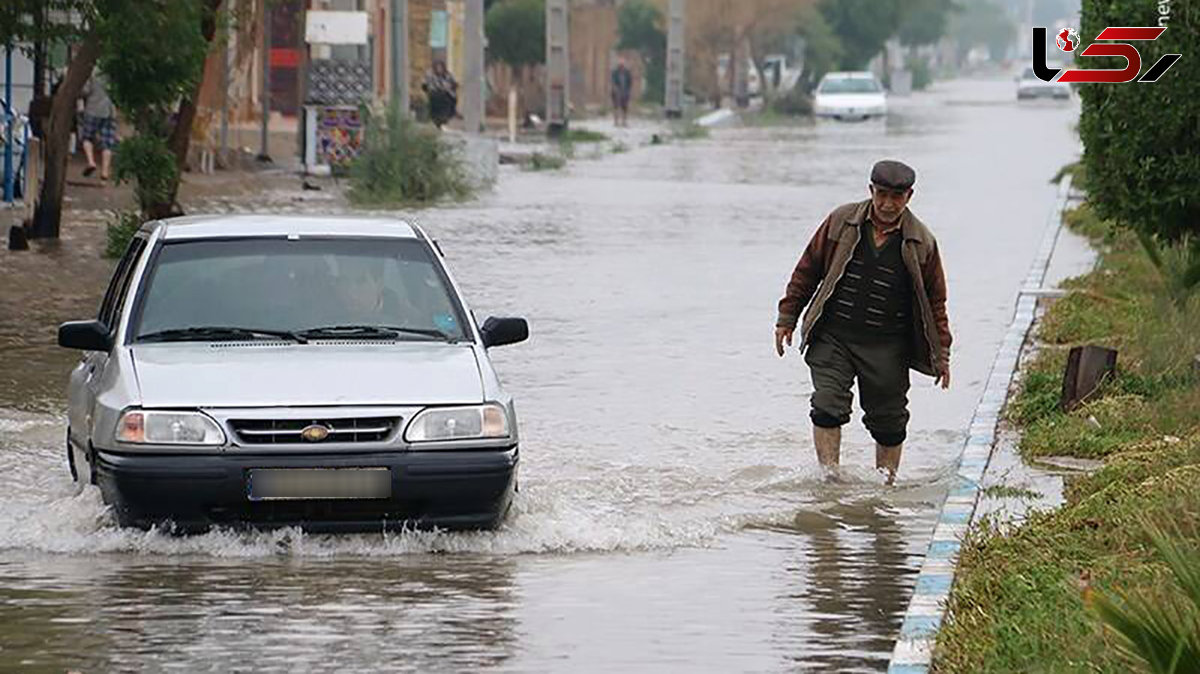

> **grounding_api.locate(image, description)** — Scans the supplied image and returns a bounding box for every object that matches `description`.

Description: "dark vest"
[822,229,913,338]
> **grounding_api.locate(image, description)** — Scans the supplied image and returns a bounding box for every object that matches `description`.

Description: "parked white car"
[814,71,888,120]
[1016,66,1071,100]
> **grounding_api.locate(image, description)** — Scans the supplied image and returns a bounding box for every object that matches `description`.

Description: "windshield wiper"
[297,324,453,342]
[138,326,308,344]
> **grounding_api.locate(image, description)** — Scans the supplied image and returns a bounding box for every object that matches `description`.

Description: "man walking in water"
[611,58,633,127]
[774,160,952,484]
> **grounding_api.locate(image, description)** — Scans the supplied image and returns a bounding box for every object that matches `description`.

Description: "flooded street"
[0,78,1083,671]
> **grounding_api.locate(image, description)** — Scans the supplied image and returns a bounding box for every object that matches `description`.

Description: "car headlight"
[405,403,510,443]
[116,410,226,446]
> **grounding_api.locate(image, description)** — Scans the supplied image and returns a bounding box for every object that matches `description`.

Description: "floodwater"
[0,78,1084,672]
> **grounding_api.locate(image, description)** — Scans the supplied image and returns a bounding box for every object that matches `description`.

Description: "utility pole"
[664,0,685,119]
[545,0,568,136]
[391,0,409,115]
[463,0,484,134]
[4,44,14,204]
[219,2,231,163]
[258,7,272,162]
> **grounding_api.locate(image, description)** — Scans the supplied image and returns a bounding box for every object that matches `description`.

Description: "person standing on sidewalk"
[774,160,952,484]
[422,60,458,129]
[80,71,118,183]
[611,59,633,127]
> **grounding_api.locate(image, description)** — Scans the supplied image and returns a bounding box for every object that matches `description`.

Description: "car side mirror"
[480,316,528,348]
[58,320,112,351]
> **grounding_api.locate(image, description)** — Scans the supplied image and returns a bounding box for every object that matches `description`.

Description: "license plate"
[247,468,391,501]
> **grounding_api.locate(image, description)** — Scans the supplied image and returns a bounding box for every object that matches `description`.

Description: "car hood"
[815,93,886,108]
[130,342,484,407]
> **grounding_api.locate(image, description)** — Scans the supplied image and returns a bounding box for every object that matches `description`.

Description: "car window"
[131,237,469,341]
[1021,67,1036,79]
[98,237,147,332]
[818,77,882,94]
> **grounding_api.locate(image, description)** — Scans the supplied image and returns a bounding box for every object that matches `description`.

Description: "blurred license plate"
[248,468,391,501]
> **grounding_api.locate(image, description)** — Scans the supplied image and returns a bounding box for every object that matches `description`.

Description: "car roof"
[148,214,422,241]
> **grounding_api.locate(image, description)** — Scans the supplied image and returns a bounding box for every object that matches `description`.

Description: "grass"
[937,440,1200,673]
[670,121,710,140]
[981,485,1044,500]
[525,152,567,171]
[934,202,1200,672]
[1000,204,1200,460]
[559,128,609,143]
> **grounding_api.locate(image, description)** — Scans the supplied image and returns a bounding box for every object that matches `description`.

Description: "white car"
[814,71,888,120]
[58,215,529,532]
[1016,66,1070,100]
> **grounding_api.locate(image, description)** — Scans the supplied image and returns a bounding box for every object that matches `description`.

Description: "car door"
[70,236,147,458]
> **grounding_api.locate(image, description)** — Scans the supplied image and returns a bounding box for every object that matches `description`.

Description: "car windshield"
[818,77,881,94]
[1021,67,1036,79]
[132,238,468,342]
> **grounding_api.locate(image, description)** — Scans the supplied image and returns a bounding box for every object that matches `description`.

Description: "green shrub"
[907,55,933,90]
[561,128,608,143]
[526,152,566,171]
[348,104,472,206]
[104,209,144,259]
[113,134,178,215]
[1092,522,1200,674]
[1078,0,1199,247]
[769,86,814,116]
[671,122,709,140]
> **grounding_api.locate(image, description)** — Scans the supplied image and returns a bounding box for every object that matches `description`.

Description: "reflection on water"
[0,78,1079,671]
[0,553,520,671]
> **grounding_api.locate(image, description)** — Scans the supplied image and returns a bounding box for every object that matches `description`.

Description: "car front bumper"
[94,446,518,533]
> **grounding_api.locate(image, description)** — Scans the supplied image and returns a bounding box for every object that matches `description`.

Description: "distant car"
[1016,66,1070,100]
[813,71,888,120]
[59,215,529,533]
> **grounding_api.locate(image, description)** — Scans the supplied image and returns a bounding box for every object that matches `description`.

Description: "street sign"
[305,11,369,45]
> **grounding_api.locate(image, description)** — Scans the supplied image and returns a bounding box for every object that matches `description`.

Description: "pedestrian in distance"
[774,160,952,485]
[422,60,459,130]
[79,71,118,183]
[611,58,633,127]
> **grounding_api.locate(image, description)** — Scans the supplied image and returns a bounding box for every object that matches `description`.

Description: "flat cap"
[870,160,916,190]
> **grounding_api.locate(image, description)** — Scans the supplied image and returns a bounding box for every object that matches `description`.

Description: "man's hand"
[936,366,951,390]
[775,326,794,357]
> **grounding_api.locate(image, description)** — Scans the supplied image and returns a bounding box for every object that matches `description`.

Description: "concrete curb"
[887,175,1074,673]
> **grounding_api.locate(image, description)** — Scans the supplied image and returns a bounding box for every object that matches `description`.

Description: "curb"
[887,175,1074,673]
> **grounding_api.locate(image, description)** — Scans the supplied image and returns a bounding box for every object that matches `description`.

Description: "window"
[818,77,882,94]
[132,237,469,341]
[98,237,147,333]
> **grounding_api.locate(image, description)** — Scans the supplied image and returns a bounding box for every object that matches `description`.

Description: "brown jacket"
[777,199,951,377]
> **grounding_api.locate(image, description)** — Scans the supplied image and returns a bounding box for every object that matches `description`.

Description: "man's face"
[869,184,912,224]
[342,265,385,314]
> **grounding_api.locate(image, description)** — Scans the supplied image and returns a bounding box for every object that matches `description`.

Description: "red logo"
[1033,26,1182,84]
[1056,28,1079,52]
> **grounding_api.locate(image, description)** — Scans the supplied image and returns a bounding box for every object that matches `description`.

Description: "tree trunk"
[31,34,101,240]
[151,0,224,221]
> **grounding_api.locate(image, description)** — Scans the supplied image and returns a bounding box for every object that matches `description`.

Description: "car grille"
[230,416,401,445]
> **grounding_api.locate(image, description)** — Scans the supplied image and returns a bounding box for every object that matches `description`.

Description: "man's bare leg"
[876,443,902,485]
[814,425,841,469]
[100,149,112,181]
[83,140,97,176]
